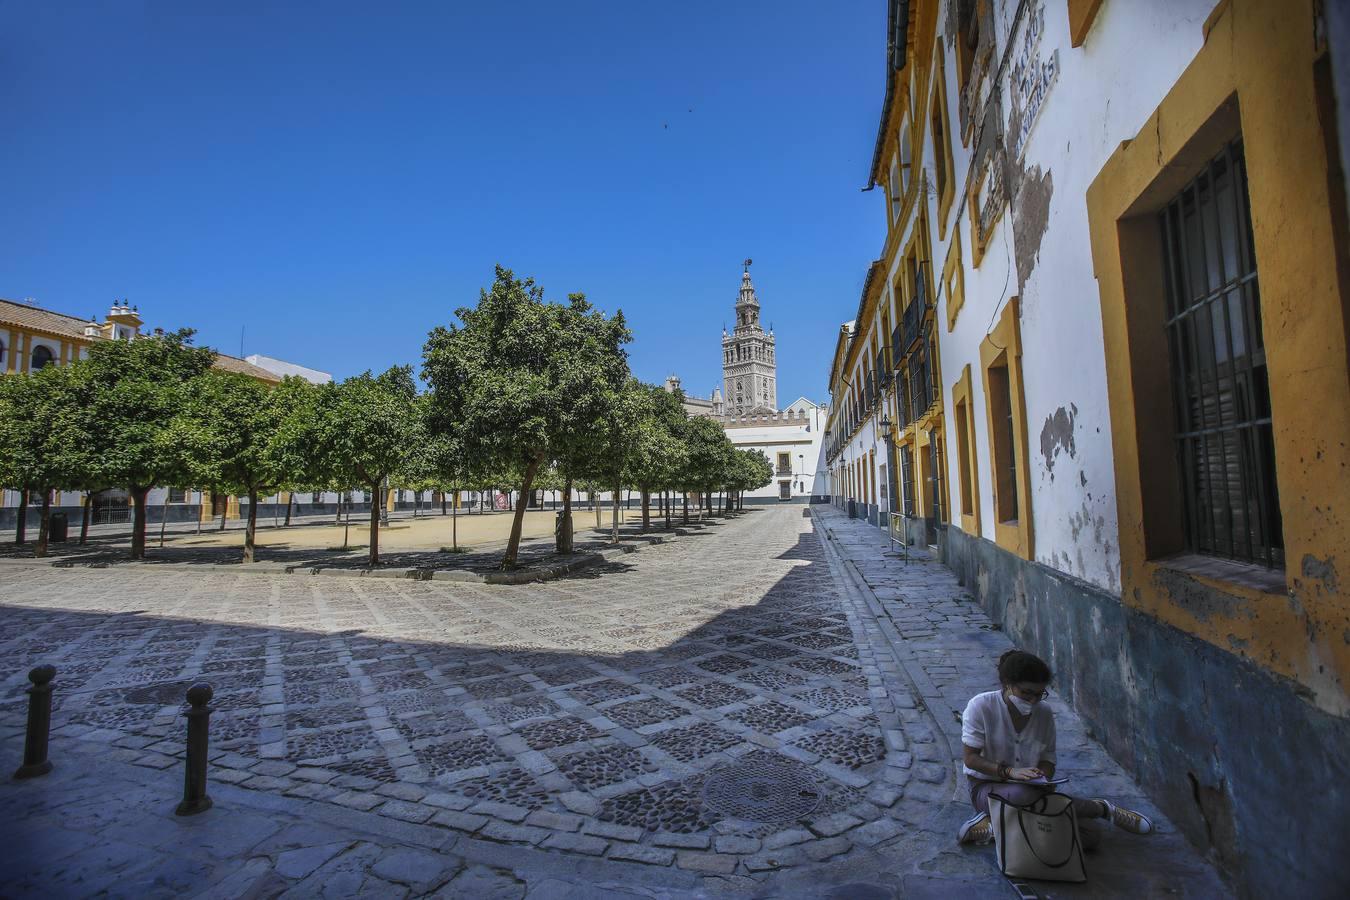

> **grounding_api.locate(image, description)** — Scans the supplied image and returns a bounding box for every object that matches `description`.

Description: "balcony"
[909,340,934,419]
[900,265,930,353]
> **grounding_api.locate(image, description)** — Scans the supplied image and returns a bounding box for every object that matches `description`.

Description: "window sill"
[1152,552,1286,595]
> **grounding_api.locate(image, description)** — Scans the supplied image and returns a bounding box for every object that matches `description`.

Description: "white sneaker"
[958,811,993,844]
[1100,799,1153,834]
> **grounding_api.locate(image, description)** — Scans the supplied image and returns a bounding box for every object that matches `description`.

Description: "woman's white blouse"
[960,690,1057,779]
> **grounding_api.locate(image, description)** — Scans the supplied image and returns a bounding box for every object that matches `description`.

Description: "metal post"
[13,665,56,779]
[175,682,213,816]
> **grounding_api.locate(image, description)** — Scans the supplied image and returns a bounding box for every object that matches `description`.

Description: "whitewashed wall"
[926,0,1213,594]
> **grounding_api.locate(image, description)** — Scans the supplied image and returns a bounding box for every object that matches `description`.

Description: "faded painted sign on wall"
[1008,2,1060,161]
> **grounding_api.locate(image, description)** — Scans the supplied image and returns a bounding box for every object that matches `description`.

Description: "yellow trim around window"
[979,297,1033,560]
[930,44,957,239]
[944,236,966,332]
[952,364,980,536]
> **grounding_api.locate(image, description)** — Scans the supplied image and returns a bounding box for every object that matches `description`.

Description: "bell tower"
[721,260,777,417]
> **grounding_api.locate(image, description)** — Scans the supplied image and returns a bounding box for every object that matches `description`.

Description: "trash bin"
[49,512,69,543]
[847,499,857,519]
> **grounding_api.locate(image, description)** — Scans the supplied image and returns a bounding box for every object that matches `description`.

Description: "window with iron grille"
[168,488,187,503]
[954,397,975,516]
[900,446,915,517]
[908,342,931,418]
[929,436,946,525]
[988,357,1019,523]
[1160,138,1282,567]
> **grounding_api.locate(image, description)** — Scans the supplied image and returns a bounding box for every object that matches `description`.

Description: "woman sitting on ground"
[957,649,1153,845]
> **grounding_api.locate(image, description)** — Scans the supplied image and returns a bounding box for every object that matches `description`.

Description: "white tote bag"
[989,791,1087,882]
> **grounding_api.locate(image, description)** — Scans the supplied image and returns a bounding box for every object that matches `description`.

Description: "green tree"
[80,330,216,559]
[312,367,422,567]
[627,383,689,532]
[174,373,316,563]
[402,401,476,551]
[729,449,773,511]
[0,364,91,556]
[679,416,733,523]
[573,377,648,544]
[423,267,630,568]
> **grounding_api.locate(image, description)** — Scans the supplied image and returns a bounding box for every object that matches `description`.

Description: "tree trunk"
[367,481,381,567]
[343,497,351,549]
[80,490,92,544]
[611,481,620,543]
[15,487,28,545]
[130,485,150,559]
[682,492,688,525]
[451,490,459,550]
[594,490,602,528]
[442,493,447,516]
[219,493,228,531]
[502,453,543,569]
[35,489,51,558]
[641,488,650,532]
[557,476,574,554]
[244,488,259,563]
[284,491,294,526]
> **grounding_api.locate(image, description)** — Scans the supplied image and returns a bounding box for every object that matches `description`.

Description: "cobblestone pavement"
[0,506,1227,897]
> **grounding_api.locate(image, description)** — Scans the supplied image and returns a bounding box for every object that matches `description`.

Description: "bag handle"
[1014,804,1080,869]
[991,792,1084,872]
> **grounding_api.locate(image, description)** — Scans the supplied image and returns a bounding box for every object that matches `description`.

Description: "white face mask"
[1007,692,1037,716]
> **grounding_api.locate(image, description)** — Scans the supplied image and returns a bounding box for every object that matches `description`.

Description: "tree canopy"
[423,266,630,567]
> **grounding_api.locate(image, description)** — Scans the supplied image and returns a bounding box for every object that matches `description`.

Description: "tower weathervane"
[743,258,752,273]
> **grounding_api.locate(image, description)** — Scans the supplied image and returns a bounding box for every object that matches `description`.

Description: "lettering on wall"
[1008,2,1060,162]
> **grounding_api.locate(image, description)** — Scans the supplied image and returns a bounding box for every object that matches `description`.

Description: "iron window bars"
[1159,138,1283,568]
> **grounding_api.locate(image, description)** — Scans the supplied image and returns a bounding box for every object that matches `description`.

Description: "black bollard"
[175,682,213,816]
[13,664,56,779]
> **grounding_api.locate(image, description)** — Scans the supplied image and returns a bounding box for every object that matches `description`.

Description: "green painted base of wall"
[941,525,1350,899]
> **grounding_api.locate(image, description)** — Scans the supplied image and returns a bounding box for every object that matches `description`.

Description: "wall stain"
[1300,553,1340,595]
[1039,403,1078,476]
[1012,164,1054,295]
[1152,567,1255,624]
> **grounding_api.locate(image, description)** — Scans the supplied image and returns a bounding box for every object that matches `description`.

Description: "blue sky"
[2,1,883,404]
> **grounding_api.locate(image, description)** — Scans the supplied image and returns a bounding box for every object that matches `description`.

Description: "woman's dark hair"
[997,650,1052,686]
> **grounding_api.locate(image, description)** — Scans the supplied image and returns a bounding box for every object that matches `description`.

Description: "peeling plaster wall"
[934,0,1213,594]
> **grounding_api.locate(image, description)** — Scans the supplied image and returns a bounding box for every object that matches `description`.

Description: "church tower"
[722,260,777,416]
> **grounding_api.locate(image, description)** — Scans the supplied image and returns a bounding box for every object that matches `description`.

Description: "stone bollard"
[175,682,213,816]
[13,664,56,779]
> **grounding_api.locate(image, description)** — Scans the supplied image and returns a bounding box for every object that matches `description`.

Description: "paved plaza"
[0,507,1226,897]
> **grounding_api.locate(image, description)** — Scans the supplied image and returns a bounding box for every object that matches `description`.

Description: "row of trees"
[0,266,773,569]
